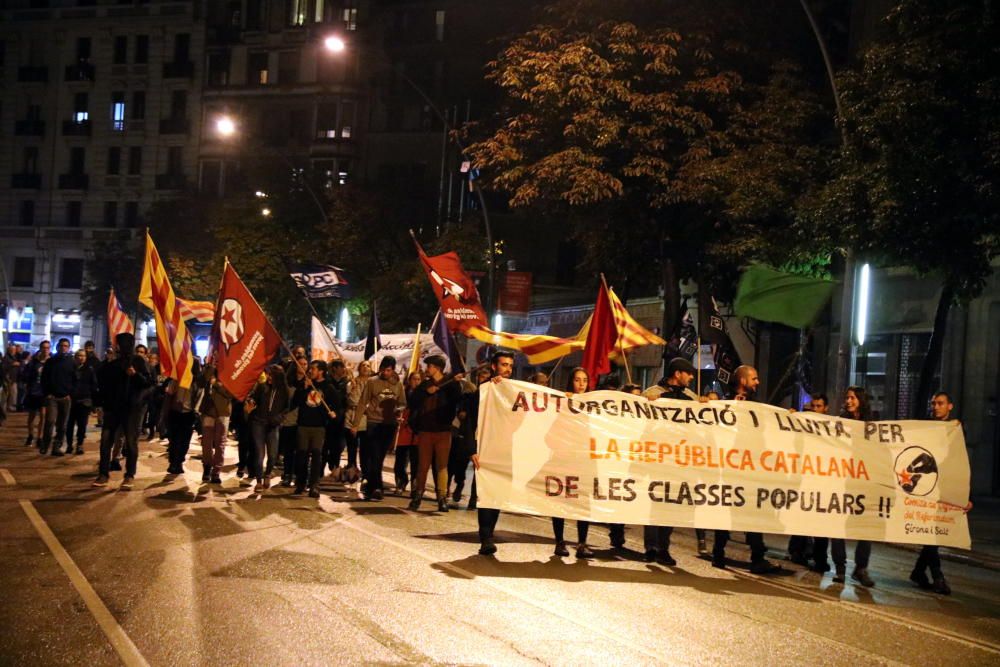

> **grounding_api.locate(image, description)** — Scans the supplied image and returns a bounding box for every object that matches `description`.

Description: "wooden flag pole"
[407,323,423,376]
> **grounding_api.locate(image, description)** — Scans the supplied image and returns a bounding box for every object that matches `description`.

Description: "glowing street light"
[323,35,346,53]
[261,207,272,217]
[854,263,871,346]
[216,115,236,137]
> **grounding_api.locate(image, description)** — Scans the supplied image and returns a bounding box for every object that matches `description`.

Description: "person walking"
[198,364,234,484]
[163,361,204,475]
[248,365,289,490]
[64,349,98,454]
[290,360,339,497]
[407,356,464,512]
[92,333,153,490]
[394,370,423,496]
[473,350,515,556]
[357,356,405,501]
[22,340,51,448]
[322,359,349,477]
[2,343,23,413]
[343,360,372,483]
[551,367,595,558]
[40,338,76,456]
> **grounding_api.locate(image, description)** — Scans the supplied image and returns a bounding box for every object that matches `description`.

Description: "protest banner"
[310,317,451,371]
[477,380,971,548]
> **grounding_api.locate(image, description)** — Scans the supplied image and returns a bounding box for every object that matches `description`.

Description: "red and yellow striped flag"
[106,288,134,338]
[464,325,585,364]
[176,297,215,323]
[139,232,195,388]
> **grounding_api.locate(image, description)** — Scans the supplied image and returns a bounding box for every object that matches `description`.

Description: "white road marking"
[0,468,15,485]
[19,500,150,667]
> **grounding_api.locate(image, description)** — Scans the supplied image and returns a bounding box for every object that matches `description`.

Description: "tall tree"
[812,0,1000,414]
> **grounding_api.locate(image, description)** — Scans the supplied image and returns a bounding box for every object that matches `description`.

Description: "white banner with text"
[477,380,971,548]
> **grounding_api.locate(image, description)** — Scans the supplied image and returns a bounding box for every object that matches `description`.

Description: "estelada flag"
[412,233,487,333]
[212,261,282,401]
[139,232,195,388]
[581,278,617,389]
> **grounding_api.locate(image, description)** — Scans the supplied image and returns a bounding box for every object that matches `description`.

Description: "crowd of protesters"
[0,336,967,596]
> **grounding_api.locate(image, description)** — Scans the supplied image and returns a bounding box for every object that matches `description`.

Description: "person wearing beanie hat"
[356,355,405,500]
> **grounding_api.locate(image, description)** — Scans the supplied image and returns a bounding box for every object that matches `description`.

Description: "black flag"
[663,299,698,361]
[364,302,382,360]
[287,261,351,299]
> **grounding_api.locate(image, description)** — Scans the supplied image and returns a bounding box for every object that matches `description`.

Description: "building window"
[22,146,39,173]
[75,37,91,63]
[66,201,82,227]
[73,92,89,123]
[278,51,299,84]
[113,35,128,64]
[170,90,187,119]
[128,146,142,175]
[207,52,229,86]
[69,147,86,175]
[342,5,357,31]
[173,33,191,62]
[248,52,269,85]
[59,258,84,289]
[103,201,118,228]
[316,102,337,138]
[124,201,139,228]
[200,160,222,196]
[111,91,126,131]
[135,35,149,64]
[435,10,445,41]
[19,201,35,227]
[167,146,183,174]
[131,91,146,120]
[287,0,306,26]
[340,100,355,138]
[107,147,121,175]
[12,257,35,287]
[314,0,325,23]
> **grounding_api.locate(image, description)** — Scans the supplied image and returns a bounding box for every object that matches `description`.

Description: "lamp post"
[322,35,497,318]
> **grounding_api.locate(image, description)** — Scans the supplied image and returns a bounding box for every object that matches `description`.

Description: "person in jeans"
[198,364,234,484]
[65,348,98,454]
[343,361,373,483]
[290,360,339,497]
[357,356,405,501]
[248,365,289,490]
[93,333,152,490]
[394,370,423,496]
[408,356,463,512]
[2,343,23,413]
[40,338,76,456]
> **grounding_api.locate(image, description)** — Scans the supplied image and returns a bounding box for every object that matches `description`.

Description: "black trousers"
[713,530,767,563]
[643,526,673,553]
[360,422,396,494]
[393,445,418,489]
[279,425,297,479]
[296,426,325,490]
[323,421,345,472]
[552,518,590,543]
[478,508,501,543]
[914,545,942,577]
[166,410,196,469]
[65,401,91,447]
[813,537,871,570]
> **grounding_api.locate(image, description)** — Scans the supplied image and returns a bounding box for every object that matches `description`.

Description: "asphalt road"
[1,413,998,667]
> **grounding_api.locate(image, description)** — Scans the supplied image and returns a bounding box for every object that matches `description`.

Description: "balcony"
[17,66,49,82]
[58,173,90,190]
[64,62,96,82]
[155,173,186,190]
[62,120,92,136]
[15,120,45,136]
[158,116,190,135]
[11,173,42,189]
[162,60,195,78]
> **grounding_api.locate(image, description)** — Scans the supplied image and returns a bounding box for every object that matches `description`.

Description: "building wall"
[0,0,205,349]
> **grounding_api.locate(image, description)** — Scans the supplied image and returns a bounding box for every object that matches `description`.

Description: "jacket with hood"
[358,373,405,425]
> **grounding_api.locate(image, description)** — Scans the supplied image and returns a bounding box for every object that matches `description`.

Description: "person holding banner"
[356,357,405,501]
[552,368,595,558]
[452,366,491,509]
[712,365,781,574]
[474,350,515,556]
[408,356,464,512]
[811,386,875,586]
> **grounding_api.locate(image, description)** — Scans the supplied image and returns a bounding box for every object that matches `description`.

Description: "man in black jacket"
[40,338,76,456]
[291,360,339,498]
[92,333,153,489]
[65,349,98,454]
[407,355,464,512]
[322,359,349,476]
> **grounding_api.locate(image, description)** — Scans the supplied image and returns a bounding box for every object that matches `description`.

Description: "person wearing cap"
[356,356,406,500]
[407,355,464,512]
[642,357,700,402]
[92,332,153,490]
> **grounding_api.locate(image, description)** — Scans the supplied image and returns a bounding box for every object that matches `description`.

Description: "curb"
[891,542,1000,573]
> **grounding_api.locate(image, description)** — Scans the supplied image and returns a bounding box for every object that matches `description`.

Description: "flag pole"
[301,292,346,362]
[407,323,422,376]
[697,336,702,396]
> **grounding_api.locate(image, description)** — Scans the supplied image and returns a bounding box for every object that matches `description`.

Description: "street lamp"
[322,35,498,319]
[215,115,236,137]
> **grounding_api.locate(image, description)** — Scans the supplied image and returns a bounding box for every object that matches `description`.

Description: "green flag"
[734,264,837,329]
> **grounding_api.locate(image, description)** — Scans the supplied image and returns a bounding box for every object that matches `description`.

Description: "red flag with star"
[211,261,282,400]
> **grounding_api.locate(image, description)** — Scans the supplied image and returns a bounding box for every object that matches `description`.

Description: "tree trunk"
[913,279,955,418]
